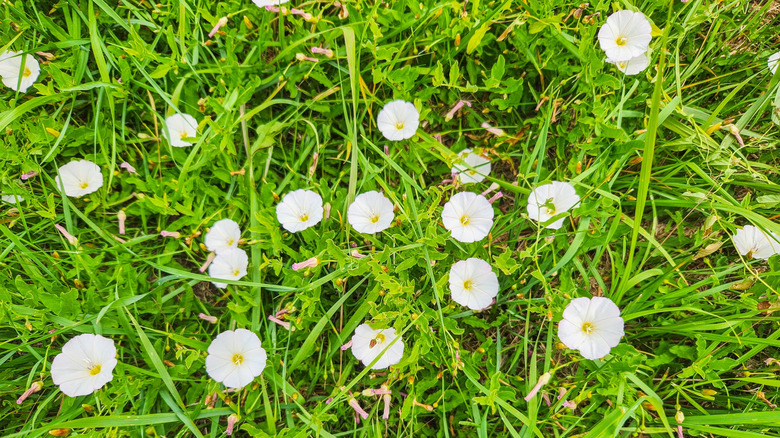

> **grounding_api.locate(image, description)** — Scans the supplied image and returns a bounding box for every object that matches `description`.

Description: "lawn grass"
[2,0,780,437]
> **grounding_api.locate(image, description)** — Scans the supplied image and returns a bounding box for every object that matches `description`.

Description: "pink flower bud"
[311,46,334,58]
[208,17,228,38]
[444,100,471,121]
[160,230,181,238]
[292,256,318,271]
[348,398,369,420]
[117,210,127,235]
[120,162,137,174]
[226,413,239,436]
[340,340,353,351]
[17,381,43,404]
[268,315,291,330]
[20,170,38,180]
[198,313,217,324]
[524,372,551,402]
[199,252,216,273]
[481,122,505,137]
[55,224,77,245]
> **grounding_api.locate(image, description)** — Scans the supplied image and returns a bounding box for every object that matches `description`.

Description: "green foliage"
[2,0,780,437]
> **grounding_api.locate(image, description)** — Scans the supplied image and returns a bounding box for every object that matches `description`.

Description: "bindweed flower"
[732,225,780,260]
[163,113,198,147]
[347,191,395,234]
[205,219,241,254]
[208,248,248,289]
[597,10,652,62]
[769,50,780,75]
[451,149,492,184]
[448,258,499,310]
[208,17,228,38]
[558,297,624,360]
[206,329,267,389]
[276,189,324,233]
[441,191,494,243]
[56,160,104,198]
[0,50,40,93]
[1,193,24,203]
[376,100,419,141]
[351,323,405,370]
[252,0,290,6]
[607,52,650,75]
[160,230,181,238]
[526,181,580,230]
[50,334,118,397]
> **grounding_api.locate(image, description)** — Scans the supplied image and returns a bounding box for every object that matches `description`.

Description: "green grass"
[2,0,780,437]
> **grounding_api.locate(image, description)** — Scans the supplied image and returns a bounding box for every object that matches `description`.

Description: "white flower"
[56,160,104,198]
[205,329,267,389]
[558,297,624,360]
[347,191,395,234]
[376,100,419,141]
[208,248,248,288]
[1,193,24,203]
[205,219,241,254]
[448,258,499,310]
[769,50,780,75]
[351,324,404,370]
[452,149,491,184]
[597,10,652,62]
[276,189,323,233]
[163,113,198,147]
[50,334,118,397]
[252,0,289,6]
[732,225,780,261]
[526,181,580,230]
[0,51,40,93]
[441,191,494,243]
[607,52,650,75]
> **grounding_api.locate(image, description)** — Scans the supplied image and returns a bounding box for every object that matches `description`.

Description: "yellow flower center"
[463,280,473,290]
[232,269,240,277]
[80,182,89,189]
[300,214,309,222]
[468,170,476,175]
[615,36,627,46]
[395,122,404,130]
[460,215,470,226]
[374,333,386,344]
[180,131,189,140]
[618,62,627,69]
[232,353,244,365]
[23,67,32,78]
[227,239,234,246]
[369,214,380,224]
[89,364,102,376]
[581,322,594,334]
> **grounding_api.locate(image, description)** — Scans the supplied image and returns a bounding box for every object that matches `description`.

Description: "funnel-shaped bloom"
[377,100,419,141]
[163,113,198,147]
[0,51,40,92]
[276,189,323,233]
[597,10,652,62]
[56,160,104,198]
[441,191,494,243]
[347,191,394,234]
[558,297,624,360]
[50,334,118,397]
[351,324,404,370]
[205,329,267,389]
